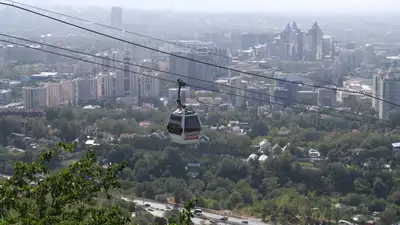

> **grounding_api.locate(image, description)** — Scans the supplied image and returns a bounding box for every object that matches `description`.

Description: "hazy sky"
[15,0,400,12]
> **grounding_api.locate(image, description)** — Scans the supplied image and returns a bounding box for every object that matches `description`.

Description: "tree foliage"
[0,142,129,224]
[1,105,400,224]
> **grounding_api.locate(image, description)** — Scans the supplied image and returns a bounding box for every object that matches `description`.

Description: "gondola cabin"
[167,108,202,144]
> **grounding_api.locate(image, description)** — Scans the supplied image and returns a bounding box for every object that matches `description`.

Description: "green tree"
[168,199,197,225]
[0,142,129,224]
[380,206,397,225]
[388,110,400,128]
[249,120,269,139]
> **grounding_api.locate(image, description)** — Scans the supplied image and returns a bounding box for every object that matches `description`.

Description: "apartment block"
[138,71,160,98]
[0,89,12,105]
[22,85,48,110]
[61,79,77,105]
[47,82,62,107]
[75,76,98,103]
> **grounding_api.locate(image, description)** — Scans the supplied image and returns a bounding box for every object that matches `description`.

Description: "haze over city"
[1,0,400,224]
[11,0,400,12]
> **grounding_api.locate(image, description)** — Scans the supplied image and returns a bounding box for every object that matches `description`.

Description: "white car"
[352,214,367,223]
[338,220,354,225]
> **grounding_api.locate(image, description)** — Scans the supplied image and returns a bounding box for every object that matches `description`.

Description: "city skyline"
[11,0,400,13]
[1,2,400,225]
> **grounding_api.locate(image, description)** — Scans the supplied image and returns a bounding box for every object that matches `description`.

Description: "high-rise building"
[110,50,124,70]
[95,53,112,73]
[239,33,257,50]
[307,22,324,61]
[230,76,245,108]
[97,73,112,98]
[97,72,124,98]
[372,70,385,112]
[317,86,337,107]
[23,86,48,110]
[47,82,62,107]
[169,49,217,90]
[363,44,375,65]
[280,22,303,61]
[0,90,12,106]
[211,48,231,76]
[277,79,299,106]
[322,35,335,60]
[75,76,98,103]
[61,80,77,105]
[111,7,123,29]
[378,68,400,119]
[112,55,140,98]
[337,49,357,72]
[123,56,131,96]
[270,87,290,108]
[138,71,160,98]
[266,21,326,61]
[121,56,138,97]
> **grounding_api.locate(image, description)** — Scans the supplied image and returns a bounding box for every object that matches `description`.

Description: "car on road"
[352,214,367,223]
[220,216,228,221]
[147,208,154,212]
[242,220,248,224]
[338,220,353,225]
[165,205,172,210]
[144,203,151,207]
[194,209,202,215]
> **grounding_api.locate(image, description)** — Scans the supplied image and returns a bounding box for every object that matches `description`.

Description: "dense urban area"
[0,2,400,225]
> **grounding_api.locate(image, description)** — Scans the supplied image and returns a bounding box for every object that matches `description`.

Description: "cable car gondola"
[167,79,202,145]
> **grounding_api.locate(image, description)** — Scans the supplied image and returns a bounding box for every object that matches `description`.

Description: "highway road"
[120,196,270,225]
[121,197,211,224]
[0,174,268,225]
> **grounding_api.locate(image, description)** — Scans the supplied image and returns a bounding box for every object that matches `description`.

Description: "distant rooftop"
[387,56,400,60]
[392,142,400,148]
[6,44,42,48]
[31,72,58,77]
[40,33,52,38]
[83,105,101,110]
[173,40,212,45]
[0,89,11,94]
[23,84,47,89]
